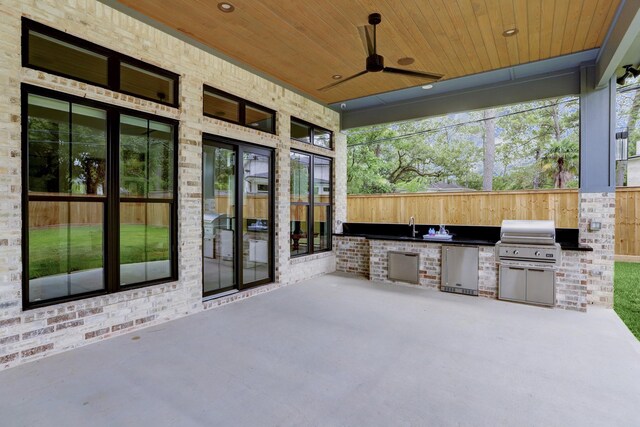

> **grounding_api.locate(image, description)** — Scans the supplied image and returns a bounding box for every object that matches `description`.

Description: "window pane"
[71,104,107,195]
[148,121,174,198]
[290,205,308,256]
[203,91,240,123]
[246,105,274,133]
[28,31,108,85]
[243,151,271,284]
[28,94,107,196]
[203,145,236,294]
[120,62,175,104]
[120,202,171,285]
[314,205,331,252]
[120,116,148,197]
[290,152,310,203]
[120,116,174,199]
[291,120,311,143]
[28,201,104,302]
[314,157,331,202]
[314,128,332,149]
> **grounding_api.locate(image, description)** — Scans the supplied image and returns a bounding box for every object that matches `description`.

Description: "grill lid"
[500,220,556,245]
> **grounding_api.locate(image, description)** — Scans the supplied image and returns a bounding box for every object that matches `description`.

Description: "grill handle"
[500,234,555,244]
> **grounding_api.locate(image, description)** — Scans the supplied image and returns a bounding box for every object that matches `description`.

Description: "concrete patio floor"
[1,272,639,427]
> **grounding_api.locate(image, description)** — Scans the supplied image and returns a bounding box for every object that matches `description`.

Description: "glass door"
[203,143,236,296]
[203,137,273,297]
[241,149,272,288]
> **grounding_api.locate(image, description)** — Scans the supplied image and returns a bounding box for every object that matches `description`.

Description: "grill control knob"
[514,250,519,255]
[535,251,541,256]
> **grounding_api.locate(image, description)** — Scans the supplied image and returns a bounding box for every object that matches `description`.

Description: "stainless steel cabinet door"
[443,246,479,289]
[526,268,555,306]
[388,251,419,284]
[499,266,526,301]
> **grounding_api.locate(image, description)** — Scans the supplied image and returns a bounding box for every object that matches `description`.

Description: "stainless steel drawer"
[388,251,419,284]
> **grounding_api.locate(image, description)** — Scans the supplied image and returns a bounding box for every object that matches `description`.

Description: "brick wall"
[335,236,370,277]
[370,240,442,289]
[579,192,615,307]
[0,0,344,370]
[335,237,588,312]
[556,250,588,311]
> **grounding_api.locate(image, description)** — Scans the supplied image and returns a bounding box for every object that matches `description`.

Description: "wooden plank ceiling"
[118,0,620,104]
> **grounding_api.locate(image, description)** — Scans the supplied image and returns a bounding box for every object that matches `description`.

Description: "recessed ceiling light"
[397,57,415,66]
[422,84,433,90]
[502,28,518,37]
[217,2,235,12]
[332,74,342,80]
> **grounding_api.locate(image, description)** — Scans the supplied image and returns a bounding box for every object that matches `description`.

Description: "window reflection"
[120,62,174,104]
[28,31,109,85]
[203,90,240,123]
[28,94,107,196]
[243,151,270,284]
[203,145,236,295]
[120,203,171,285]
[28,201,104,302]
[120,115,174,199]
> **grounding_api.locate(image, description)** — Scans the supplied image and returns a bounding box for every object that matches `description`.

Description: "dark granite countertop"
[334,222,592,251]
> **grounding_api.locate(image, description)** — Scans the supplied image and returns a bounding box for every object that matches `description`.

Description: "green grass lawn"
[614,262,640,340]
[29,224,169,279]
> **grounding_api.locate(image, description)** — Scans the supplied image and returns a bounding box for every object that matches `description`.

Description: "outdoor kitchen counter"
[334,222,592,251]
[334,223,592,312]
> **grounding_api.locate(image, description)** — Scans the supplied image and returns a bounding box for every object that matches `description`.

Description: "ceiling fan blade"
[317,70,369,91]
[383,67,443,80]
[357,25,375,56]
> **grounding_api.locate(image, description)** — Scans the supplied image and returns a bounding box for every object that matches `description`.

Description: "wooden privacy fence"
[348,188,640,257]
[615,188,640,257]
[29,201,170,227]
[348,189,580,228]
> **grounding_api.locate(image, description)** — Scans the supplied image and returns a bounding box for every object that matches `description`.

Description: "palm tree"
[541,138,579,188]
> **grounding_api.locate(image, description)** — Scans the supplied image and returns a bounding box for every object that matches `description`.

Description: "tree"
[482,109,496,190]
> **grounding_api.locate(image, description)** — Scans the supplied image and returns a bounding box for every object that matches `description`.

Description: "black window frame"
[22,84,179,310]
[290,150,333,258]
[203,86,276,135]
[22,18,180,108]
[290,117,333,149]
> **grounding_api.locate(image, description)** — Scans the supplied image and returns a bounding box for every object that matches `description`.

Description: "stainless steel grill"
[499,220,556,246]
[496,220,560,307]
[496,220,560,264]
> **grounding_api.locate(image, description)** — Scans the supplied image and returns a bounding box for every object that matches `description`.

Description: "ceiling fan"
[318,12,443,92]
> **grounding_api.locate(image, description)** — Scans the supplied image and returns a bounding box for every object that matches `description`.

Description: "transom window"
[23,18,179,106]
[203,86,276,134]
[290,151,332,256]
[290,118,332,149]
[23,86,178,309]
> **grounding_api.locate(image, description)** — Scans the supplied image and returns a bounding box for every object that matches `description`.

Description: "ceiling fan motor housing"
[368,13,382,25]
[367,54,384,72]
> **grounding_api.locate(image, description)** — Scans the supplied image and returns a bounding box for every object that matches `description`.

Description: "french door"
[202,136,274,297]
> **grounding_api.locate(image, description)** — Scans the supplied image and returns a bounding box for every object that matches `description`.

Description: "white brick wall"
[0,0,344,370]
[579,192,615,307]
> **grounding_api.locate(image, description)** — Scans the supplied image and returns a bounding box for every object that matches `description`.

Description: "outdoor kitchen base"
[335,235,588,312]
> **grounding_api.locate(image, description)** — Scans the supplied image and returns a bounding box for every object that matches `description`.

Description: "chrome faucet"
[409,216,419,237]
